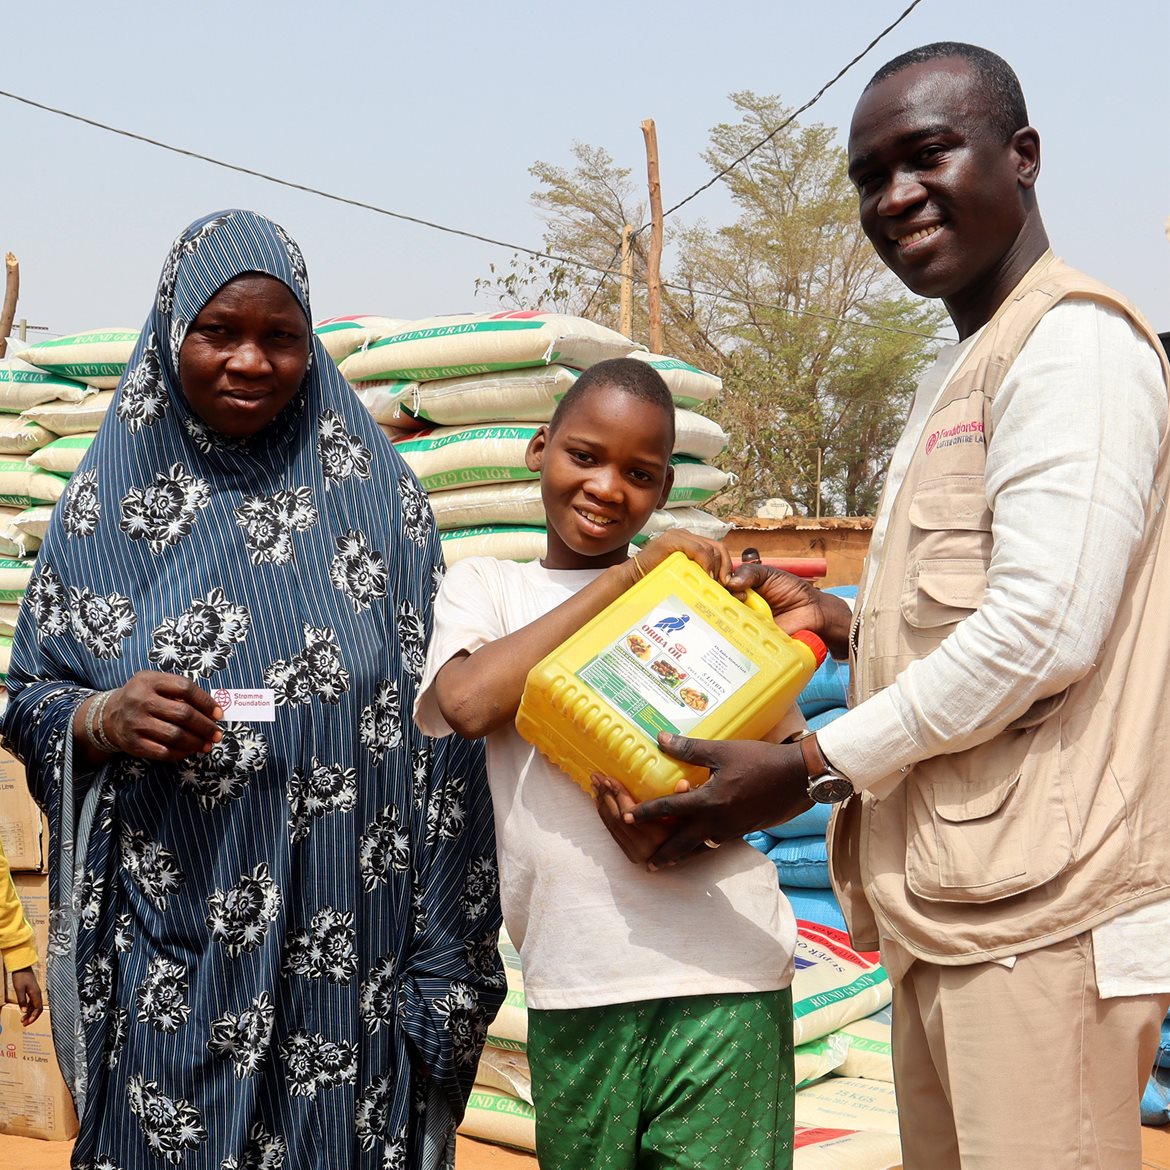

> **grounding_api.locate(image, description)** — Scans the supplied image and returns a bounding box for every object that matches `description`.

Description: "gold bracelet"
[630,555,647,580]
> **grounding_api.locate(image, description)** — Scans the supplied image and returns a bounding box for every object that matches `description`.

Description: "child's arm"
[10,968,42,1026]
[0,851,40,1024]
[432,530,732,739]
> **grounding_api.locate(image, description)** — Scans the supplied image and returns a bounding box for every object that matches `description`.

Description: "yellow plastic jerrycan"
[515,551,827,802]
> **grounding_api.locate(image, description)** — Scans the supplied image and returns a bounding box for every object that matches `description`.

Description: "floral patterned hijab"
[16,207,435,701]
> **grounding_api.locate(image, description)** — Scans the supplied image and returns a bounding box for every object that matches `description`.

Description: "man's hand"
[101,671,224,762]
[726,563,853,658]
[11,968,43,1026]
[621,735,814,867]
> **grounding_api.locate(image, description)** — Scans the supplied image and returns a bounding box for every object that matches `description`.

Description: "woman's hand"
[11,968,43,1026]
[95,671,223,762]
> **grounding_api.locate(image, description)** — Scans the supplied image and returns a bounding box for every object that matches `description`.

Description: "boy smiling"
[415,358,800,1169]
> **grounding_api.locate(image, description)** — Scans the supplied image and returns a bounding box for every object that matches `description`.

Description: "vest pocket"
[904,722,1074,902]
[901,558,988,630]
[901,476,992,632]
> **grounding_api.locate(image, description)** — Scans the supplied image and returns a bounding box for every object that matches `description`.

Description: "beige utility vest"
[829,252,1170,962]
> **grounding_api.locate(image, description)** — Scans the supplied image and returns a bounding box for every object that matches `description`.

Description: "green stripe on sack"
[483,1034,527,1054]
[352,359,548,383]
[0,591,24,603]
[314,322,363,334]
[791,969,888,1019]
[0,369,84,386]
[645,357,708,375]
[44,435,94,449]
[45,363,125,378]
[440,525,545,541]
[395,425,539,452]
[369,320,547,348]
[30,330,139,349]
[419,467,537,492]
[466,1092,536,1119]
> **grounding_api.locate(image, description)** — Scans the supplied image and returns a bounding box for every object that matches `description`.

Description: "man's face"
[847,59,1036,325]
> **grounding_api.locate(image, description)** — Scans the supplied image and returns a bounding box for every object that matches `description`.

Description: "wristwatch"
[797,733,855,804]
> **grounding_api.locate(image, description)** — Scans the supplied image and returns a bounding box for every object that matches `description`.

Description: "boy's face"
[526,385,674,570]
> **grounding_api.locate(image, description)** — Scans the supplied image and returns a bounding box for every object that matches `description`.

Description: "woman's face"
[178,273,311,438]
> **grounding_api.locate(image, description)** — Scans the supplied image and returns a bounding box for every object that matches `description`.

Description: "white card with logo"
[213,688,276,722]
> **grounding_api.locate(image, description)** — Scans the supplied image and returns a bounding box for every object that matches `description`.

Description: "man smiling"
[611,43,1170,1169]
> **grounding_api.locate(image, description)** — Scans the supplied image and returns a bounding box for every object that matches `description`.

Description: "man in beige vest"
[597,42,1170,1169]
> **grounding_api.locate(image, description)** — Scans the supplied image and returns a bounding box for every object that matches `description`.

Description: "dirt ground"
[0,1133,538,1168]
[4,1128,1170,1168]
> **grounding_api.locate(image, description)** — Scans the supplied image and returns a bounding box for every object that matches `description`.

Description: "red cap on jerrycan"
[787,629,828,679]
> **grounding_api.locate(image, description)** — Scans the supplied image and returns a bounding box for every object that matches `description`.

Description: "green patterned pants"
[527,988,794,1170]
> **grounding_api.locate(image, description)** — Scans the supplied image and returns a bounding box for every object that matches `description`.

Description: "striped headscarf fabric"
[1,209,503,1170]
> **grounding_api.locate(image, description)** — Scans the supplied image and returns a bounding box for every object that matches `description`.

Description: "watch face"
[808,773,854,804]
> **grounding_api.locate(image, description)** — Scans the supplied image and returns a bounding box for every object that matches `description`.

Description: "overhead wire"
[648,0,927,226]
[0,2,946,342]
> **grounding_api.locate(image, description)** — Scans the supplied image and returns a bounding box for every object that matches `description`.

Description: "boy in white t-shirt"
[415,358,799,1170]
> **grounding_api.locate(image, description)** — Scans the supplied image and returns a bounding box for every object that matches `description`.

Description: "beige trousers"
[891,932,1169,1170]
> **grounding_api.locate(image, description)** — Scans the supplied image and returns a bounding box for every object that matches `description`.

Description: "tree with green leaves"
[476,93,948,517]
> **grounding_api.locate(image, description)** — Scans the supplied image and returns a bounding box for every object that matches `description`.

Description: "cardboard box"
[0,1004,79,1140]
[3,873,47,1006]
[0,750,46,872]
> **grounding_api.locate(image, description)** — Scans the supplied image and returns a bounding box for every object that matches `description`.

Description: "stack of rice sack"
[459,929,537,1153]
[317,312,735,564]
[788,921,898,1168]
[0,330,135,668]
[745,585,859,933]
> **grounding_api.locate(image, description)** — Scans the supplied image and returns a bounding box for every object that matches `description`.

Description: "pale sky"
[4,0,1167,344]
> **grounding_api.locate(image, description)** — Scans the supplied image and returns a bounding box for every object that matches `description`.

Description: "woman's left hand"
[101,671,223,762]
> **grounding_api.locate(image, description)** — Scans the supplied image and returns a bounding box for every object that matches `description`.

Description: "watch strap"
[798,732,831,781]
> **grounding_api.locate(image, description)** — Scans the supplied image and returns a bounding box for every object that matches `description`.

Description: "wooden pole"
[815,447,823,520]
[619,224,634,340]
[640,119,664,353]
[0,254,19,359]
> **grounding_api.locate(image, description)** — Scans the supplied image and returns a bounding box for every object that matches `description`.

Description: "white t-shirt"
[415,557,797,1011]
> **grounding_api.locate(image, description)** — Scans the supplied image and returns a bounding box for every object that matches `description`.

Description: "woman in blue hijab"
[1,210,503,1170]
